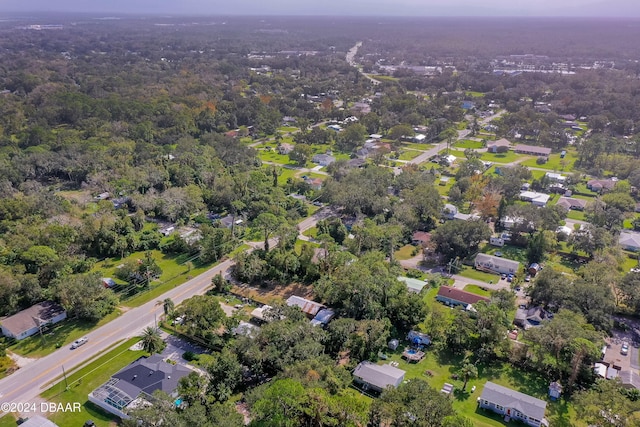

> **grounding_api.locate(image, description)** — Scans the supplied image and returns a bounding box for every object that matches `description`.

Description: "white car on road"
[71,337,88,349]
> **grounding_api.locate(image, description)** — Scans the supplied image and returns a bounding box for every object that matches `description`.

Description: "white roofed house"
[520,191,550,207]
[475,253,520,275]
[478,382,548,427]
[352,361,406,393]
[619,231,640,252]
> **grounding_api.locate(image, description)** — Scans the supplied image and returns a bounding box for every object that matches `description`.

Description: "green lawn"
[456,267,499,284]
[465,91,485,98]
[481,244,528,264]
[9,310,121,358]
[520,151,577,172]
[40,338,145,427]
[370,74,399,83]
[395,150,422,161]
[374,348,582,427]
[277,126,299,133]
[455,139,484,149]
[403,142,431,151]
[463,284,492,297]
[437,177,455,196]
[273,167,299,185]
[566,209,586,221]
[394,244,418,261]
[92,250,225,308]
[258,148,295,165]
[303,226,318,238]
[479,151,522,164]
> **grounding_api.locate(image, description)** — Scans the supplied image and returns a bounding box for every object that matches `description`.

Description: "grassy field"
[463,284,492,297]
[436,177,455,196]
[258,148,295,165]
[465,91,485,98]
[374,347,582,427]
[302,226,318,238]
[520,151,577,171]
[394,244,418,261]
[455,139,484,149]
[40,337,145,427]
[396,149,422,161]
[479,151,522,164]
[566,209,586,221]
[403,142,432,151]
[370,74,399,83]
[9,310,121,358]
[481,244,528,264]
[456,266,499,284]
[92,249,223,308]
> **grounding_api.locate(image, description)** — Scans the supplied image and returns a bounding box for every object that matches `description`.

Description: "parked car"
[622,342,630,356]
[71,337,89,349]
[524,275,531,282]
[501,273,506,280]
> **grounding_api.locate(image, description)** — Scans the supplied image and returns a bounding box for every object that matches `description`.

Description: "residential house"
[587,179,616,193]
[545,172,566,183]
[436,286,490,310]
[369,133,383,140]
[411,231,431,247]
[231,321,260,338]
[88,354,191,419]
[311,308,335,327]
[286,295,324,316]
[413,134,426,143]
[520,191,550,207]
[453,212,481,221]
[352,362,406,393]
[513,144,552,157]
[277,143,294,155]
[327,124,342,132]
[619,231,640,252]
[619,370,640,390]
[475,253,520,275]
[487,138,511,153]
[18,416,59,427]
[478,381,547,427]
[312,154,336,167]
[0,301,67,340]
[555,197,586,211]
[442,204,458,220]
[514,306,551,329]
[441,154,456,166]
[250,305,276,323]
[397,276,427,294]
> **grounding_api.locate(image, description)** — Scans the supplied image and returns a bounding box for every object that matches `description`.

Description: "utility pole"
[62,365,68,390]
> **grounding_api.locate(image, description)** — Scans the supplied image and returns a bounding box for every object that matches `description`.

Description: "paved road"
[408,110,506,166]
[0,207,334,418]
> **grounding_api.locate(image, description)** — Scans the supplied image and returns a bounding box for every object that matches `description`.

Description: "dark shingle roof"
[480,381,547,420]
[111,354,190,399]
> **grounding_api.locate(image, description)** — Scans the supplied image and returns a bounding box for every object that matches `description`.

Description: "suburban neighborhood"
[0,8,640,427]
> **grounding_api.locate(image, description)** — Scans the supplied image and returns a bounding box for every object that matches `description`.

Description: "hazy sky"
[0,0,638,17]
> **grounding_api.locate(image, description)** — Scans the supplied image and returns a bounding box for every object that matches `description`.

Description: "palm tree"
[162,298,175,318]
[460,363,478,392]
[139,326,165,354]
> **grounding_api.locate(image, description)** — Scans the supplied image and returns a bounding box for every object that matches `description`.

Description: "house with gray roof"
[0,301,67,340]
[478,381,547,427]
[397,276,428,294]
[619,231,640,252]
[556,197,587,211]
[88,354,191,419]
[312,153,336,166]
[514,306,551,329]
[475,253,520,275]
[353,361,405,393]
